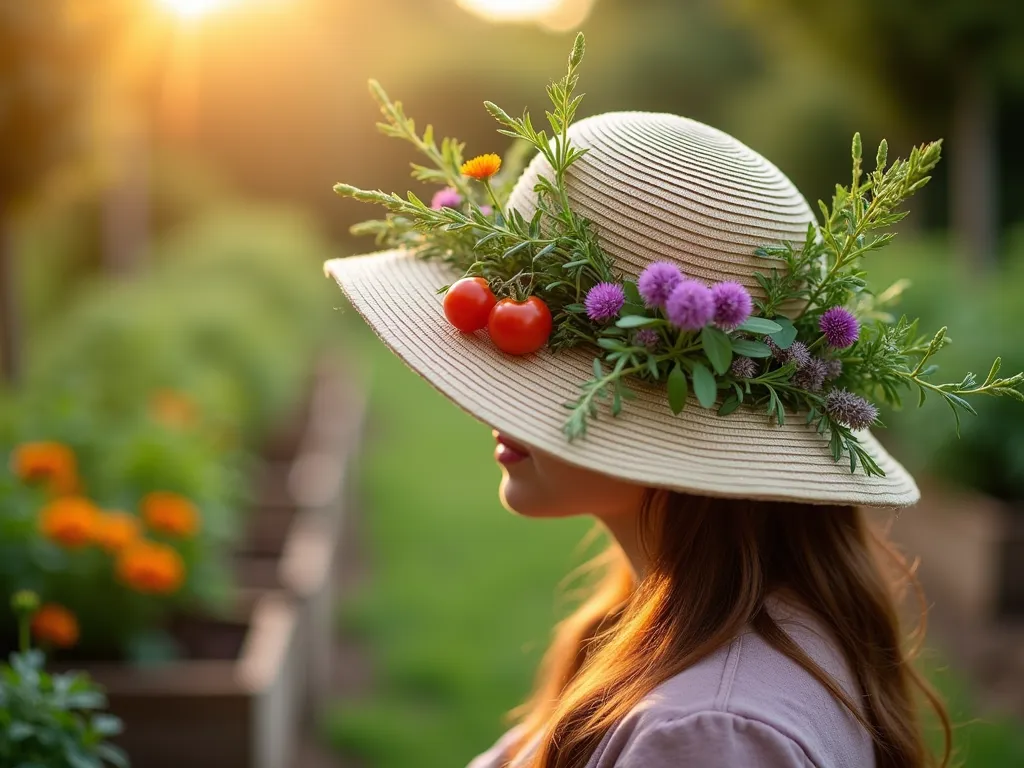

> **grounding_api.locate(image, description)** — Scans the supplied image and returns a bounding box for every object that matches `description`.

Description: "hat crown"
[507,111,815,300]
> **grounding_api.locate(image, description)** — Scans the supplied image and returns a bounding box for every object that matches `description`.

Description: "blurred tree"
[727,0,1024,269]
[0,2,124,382]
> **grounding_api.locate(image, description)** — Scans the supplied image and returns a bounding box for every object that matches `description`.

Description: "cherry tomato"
[488,297,553,355]
[443,277,496,333]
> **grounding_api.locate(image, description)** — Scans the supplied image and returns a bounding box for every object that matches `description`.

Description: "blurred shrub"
[1,203,338,657]
[28,205,337,443]
[868,230,1024,504]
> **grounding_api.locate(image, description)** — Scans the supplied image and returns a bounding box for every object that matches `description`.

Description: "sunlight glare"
[456,0,563,22]
[156,0,236,19]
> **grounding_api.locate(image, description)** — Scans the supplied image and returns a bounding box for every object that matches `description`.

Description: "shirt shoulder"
[593,606,875,767]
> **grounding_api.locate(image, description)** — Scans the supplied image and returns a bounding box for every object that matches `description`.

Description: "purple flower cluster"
[824,359,843,382]
[819,307,859,349]
[767,338,811,368]
[730,356,759,379]
[430,187,462,210]
[637,262,683,308]
[792,357,828,392]
[665,281,715,331]
[710,282,753,330]
[826,389,878,430]
[634,328,660,350]
[637,263,753,332]
[585,282,627,322]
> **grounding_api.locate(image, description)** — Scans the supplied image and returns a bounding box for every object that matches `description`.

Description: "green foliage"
[0,650,128,768]
[0,594,127,767]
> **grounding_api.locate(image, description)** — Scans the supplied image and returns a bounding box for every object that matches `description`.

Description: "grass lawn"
[324,304,1024,768]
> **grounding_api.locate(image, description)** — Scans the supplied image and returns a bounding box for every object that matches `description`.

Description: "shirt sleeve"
[466,726,524,768]
[615,711,814,768]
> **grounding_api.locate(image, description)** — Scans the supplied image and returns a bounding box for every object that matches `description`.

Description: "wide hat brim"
[326,250,920,508]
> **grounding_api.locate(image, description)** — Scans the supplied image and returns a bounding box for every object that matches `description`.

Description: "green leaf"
[615,315,658,329]
[731,339,772,358]
[90,714,123,737]
[701,326,733,375]
[691,362,718,409]
[667,364,688,415]
[622,280,642,305]
[737,317,782,335]
[593,358,603,379]
[718,394,741,416]
[769,316,798,349]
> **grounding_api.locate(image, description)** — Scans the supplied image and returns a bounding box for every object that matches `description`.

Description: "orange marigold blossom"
[31,603,80,648]
[142,491,201,537]
[116,540,186,595]
[39,496,100,548]
[13,441,78,495]
[460,153,502,180]
[92,511,141,553]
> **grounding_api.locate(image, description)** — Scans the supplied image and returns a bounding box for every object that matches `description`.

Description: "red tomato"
[488,297,553,355]
[443,277,496,333]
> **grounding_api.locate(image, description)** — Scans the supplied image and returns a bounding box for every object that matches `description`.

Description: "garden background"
[3,0,1024,766]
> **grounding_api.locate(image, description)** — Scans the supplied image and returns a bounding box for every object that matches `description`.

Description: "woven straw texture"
[327,112,920,507]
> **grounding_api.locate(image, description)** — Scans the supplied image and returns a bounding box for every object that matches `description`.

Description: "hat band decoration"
[333,33,1024,477]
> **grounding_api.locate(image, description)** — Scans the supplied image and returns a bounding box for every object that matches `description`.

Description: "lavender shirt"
[468,601,874,767]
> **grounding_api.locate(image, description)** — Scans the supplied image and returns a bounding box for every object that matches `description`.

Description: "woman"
[469,436,946,767]
[325,36,1010,767]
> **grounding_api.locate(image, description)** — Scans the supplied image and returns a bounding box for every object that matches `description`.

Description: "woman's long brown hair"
[510,491,952,768]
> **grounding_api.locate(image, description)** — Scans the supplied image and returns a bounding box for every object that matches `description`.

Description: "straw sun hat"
[327,110,922,509]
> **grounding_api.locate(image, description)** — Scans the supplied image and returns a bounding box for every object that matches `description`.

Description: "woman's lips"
[494,432,530,466]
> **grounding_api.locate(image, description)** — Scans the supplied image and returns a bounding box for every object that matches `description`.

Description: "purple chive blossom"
[730,356,759,379]
[585,282,627,322]
[792,357,828,392]
[479,205,494,216]
[824,359,843,382]
[665,280,715,331]
[711,282,753,330]
[767,338,811,368]
[430,187,462,210]
[826,389,879,430]
[819,307,860,349]
[634,328,660,349]
[637,262,683,308]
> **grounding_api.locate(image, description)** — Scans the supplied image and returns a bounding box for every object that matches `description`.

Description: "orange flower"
[150,390,197,429]
[39,497,100,548]
[31,604,80,648]
[92,511,141,553]
[460,153,502,180]
[13,441,78,495]
[142,492,201,538]
[116,540,186,595]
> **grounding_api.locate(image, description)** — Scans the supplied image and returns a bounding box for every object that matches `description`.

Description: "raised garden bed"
[53,590,302,768]
[20,356,366,768]
[236,356,366,714]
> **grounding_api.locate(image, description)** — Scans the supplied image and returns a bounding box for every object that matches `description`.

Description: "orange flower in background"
[31,604,80,648]
[461,153,502,180]
[39,497,100,548]
[92,511,141,553]
[142,492,201,538]
[13,441,78,495]
[150,389,197,430]
[116,540,186,595]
